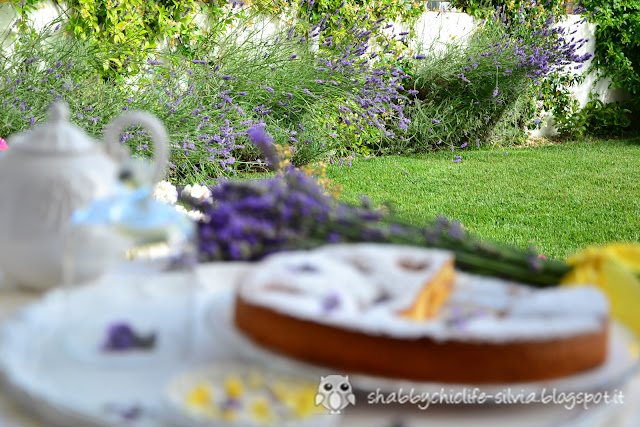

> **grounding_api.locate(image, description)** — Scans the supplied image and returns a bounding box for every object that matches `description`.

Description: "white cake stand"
[208,289,640,399]
[0,262,638,427]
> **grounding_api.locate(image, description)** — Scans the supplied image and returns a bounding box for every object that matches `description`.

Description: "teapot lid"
[9,102,95,153]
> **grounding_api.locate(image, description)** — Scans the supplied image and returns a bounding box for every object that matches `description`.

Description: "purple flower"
[321,292,341,312]
[104,403,142,422]
[102,324,136,350]
[191,59,207,65]
[247,126,279,168]
[101,322,156,351]
[457,73,471,83]
[264,86,274,94]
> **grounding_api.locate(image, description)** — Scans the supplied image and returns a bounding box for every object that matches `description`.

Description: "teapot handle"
[102,111,169,184]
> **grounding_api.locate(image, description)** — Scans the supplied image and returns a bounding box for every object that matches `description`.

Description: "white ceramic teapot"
[0,102,169,290]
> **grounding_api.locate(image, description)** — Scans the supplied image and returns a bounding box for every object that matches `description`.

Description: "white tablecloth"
[1,265,639,427]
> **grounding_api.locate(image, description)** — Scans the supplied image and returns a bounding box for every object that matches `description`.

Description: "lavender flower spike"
[247,126,281,169]
[102,322,156,351]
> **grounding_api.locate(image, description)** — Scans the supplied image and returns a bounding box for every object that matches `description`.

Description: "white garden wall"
[0,2,630,136]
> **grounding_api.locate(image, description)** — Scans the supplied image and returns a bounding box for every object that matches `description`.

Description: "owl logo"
[315,375,356,414]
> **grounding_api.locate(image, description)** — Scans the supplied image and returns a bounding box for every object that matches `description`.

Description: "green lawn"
[325,137,640,260]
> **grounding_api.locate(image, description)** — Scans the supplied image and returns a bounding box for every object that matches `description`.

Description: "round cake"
[233,244,609,384]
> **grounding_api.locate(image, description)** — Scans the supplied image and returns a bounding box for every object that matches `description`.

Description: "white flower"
[126,243,171,260]
[181,184,212,203]
[175,204,205,221]
[153,180,178,204]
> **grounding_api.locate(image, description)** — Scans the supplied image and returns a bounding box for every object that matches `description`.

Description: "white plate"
[1,262,639,427]
[0,264,249,427]
[208,289,640,399]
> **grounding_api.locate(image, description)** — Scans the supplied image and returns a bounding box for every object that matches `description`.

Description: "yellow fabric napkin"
[561,243,640,338]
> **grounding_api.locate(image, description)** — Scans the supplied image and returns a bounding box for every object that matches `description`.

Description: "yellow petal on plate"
[562,243,640,338]
[186,383,213,409]
[224,376,244,399]
[250,397,272,423]
[292,387,321,418]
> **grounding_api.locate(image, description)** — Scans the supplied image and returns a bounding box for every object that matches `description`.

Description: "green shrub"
[2,4,410,185]
[0,18,120,138]
[450,0,567,20]
[555,96,639,138]
[11,0,220,80]
[390,6,592,151]
[536,70,585,137]
[581,0,640,97]
[11,0,427,81]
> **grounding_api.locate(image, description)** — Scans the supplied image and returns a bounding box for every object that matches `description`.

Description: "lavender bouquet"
[181,127,570,287]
